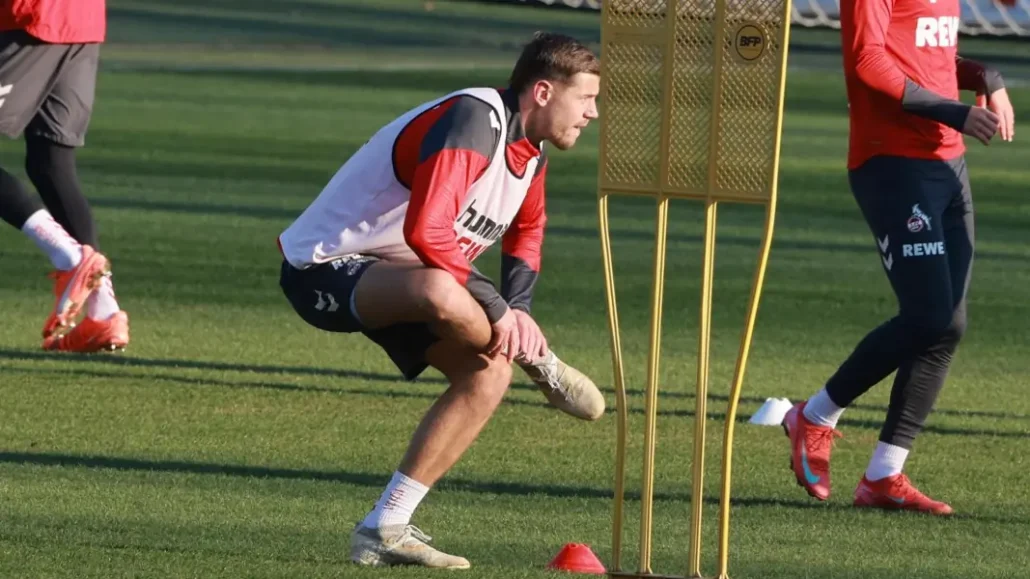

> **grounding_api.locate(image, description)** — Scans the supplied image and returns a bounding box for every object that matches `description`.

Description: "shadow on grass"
[0,450,1026,526]
[0,449,830,511]
[2,349,1028,436]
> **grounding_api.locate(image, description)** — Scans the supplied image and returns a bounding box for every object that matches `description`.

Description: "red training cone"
[547,543,606,574]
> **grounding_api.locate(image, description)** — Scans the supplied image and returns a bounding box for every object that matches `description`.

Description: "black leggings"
[824,155,973,450]
[0,134,96,247]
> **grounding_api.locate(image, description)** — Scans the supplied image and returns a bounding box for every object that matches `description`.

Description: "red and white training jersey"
[0,0,106,44]
[278,86,547,322]
[841,0,965,168]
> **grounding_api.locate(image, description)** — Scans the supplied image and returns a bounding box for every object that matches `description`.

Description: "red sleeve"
[845,0,907,101]
[501,160,546,271]
[403,148,489,285]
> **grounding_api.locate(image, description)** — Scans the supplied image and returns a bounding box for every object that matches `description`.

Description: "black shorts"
[279,255,439,381]
[849,155,974,325]
[0,30,99,147]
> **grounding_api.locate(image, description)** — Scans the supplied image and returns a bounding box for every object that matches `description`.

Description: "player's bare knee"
[476,356,513,404]
[417,269,467,324]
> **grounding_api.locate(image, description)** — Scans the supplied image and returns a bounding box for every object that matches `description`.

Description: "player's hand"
[963,105,1000,146]
[987,88,1015,142]
[512,309,548,364]
[487,307,520,363]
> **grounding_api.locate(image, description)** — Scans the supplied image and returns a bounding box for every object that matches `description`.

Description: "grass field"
[1,1,1029,578]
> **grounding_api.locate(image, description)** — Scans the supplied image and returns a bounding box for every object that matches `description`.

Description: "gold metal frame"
[597,0,792,577]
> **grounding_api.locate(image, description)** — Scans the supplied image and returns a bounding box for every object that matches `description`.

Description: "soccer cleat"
[350,524,471,569]
[853,473,954,516]
[42,311,129,353]
[519,351,606,421]
[782,401,842,501]
[41,245,111,338]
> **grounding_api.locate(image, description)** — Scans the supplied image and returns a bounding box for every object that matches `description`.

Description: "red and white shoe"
[41,245,111,338]
[42,311,129,353]
[782,401,842,501]
[853,473,954,516]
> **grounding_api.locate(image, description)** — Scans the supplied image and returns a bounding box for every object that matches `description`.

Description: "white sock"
[87,275,120,321]
[361,471,430,529]
[803,388,845,428]
[21,210,82,271]
[865,442,909,481]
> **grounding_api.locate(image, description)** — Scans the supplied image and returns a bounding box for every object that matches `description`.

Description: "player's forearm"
[500,254,538,313]
[467,266,510,323]
[955,56,1005,94]
[852,48,969,130]
[901,80,970,131]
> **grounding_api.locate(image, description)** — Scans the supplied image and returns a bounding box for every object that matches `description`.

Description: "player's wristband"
[901,79,969,131]
[984,67,1005,95]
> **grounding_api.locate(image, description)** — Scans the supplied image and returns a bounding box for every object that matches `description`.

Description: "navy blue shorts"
[279,255,439,381]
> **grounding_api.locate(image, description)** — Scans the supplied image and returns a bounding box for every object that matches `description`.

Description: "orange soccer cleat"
[42,310,129,353]
[41,245,111,338]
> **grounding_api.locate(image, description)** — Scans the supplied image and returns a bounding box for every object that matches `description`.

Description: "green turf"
[1,1,1029,578]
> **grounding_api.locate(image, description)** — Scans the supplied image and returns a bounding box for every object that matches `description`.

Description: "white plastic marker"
[749,398,793,426]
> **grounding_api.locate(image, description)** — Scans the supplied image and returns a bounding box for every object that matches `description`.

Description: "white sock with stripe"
[361,471,430,529]
[21,210,82,271]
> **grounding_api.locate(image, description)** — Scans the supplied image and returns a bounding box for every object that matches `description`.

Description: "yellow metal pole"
[638,195,670,575]
[598,193,630,575]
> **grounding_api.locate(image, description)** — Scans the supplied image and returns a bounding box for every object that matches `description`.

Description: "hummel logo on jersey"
[915,16,959,48]
[907,204,932,233]
[457,200,510,242]
[455,199,513,262]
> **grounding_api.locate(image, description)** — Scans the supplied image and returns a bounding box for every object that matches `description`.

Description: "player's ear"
[532,79,554,107]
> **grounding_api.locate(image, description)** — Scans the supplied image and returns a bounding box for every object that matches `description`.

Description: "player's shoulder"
[436,89,505,134]
[416,89,505,162]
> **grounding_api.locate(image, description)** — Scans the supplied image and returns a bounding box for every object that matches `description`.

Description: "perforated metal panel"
[598,0,791,203]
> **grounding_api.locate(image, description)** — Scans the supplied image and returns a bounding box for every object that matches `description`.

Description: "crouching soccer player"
[782,0,1016,515]
[277,33,604,568]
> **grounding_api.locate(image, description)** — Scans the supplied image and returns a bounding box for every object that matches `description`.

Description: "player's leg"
[785,156,959,501]
[353,260,493,351]
[350,339,510,569]
[25,42,127,351]
[0,32,110,338]
[852,157,972,516]
[354,260,605,420]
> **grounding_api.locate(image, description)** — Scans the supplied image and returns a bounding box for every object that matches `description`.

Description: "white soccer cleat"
[350,524,471,569]
[520,351,606,421]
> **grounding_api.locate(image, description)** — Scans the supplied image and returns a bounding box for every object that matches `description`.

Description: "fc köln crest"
[907,204,932,233]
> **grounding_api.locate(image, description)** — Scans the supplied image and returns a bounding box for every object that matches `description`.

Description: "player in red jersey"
[782,0,1015,515]
[0,0,128,352]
